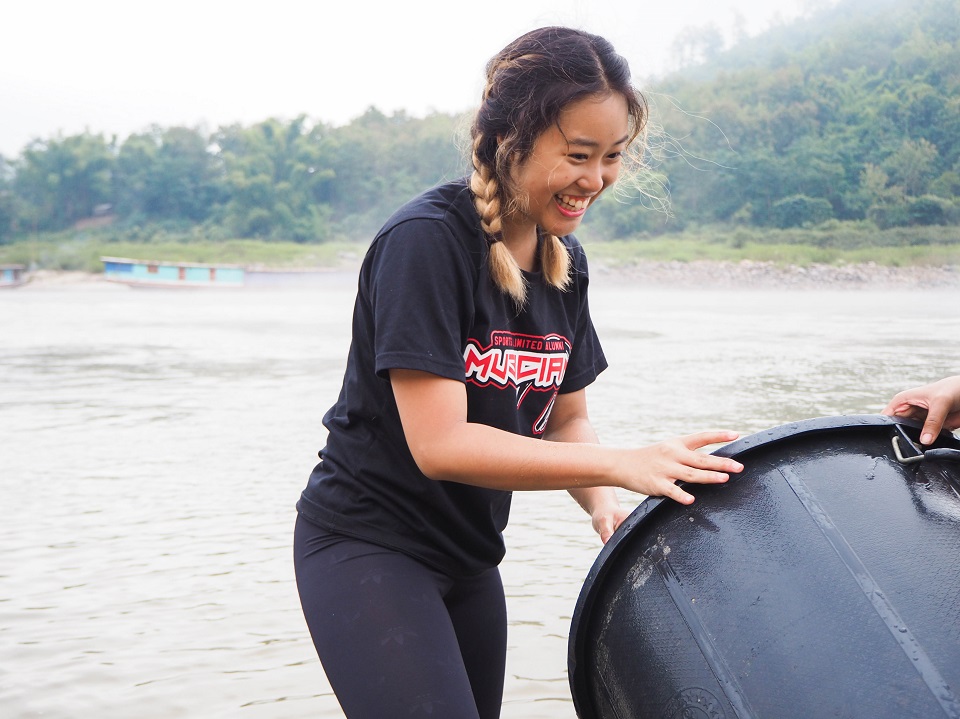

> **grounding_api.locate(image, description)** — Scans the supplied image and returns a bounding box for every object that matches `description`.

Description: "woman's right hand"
[619,431,743,504]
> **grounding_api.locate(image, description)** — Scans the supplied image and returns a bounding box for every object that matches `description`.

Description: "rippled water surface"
[1,275,957,718]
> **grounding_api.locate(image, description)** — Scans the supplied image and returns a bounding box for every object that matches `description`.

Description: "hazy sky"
[2,0,824,157]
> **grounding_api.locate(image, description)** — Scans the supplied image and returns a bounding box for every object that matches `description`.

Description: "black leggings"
[293,515,507,719]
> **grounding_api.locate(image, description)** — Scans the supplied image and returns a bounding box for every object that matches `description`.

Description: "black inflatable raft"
[569,415,960,719]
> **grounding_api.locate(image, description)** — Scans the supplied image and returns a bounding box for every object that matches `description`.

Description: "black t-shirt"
[296,179,608,577]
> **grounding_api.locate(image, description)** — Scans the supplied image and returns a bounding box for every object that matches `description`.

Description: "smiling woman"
[468,32,648,305]
[291,26,742,719]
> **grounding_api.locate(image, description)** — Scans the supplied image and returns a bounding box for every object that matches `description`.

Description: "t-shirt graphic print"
[464,330,571,435]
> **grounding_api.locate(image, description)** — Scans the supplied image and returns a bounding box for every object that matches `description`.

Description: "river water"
[1,272,957,718]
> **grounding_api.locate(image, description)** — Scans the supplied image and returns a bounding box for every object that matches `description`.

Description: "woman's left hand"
[591,503,633,544]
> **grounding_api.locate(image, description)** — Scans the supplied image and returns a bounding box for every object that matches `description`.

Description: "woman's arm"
[541,388,630,543]
[390,369,742,505]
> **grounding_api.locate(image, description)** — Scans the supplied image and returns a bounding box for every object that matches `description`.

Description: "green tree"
[114,126,223,226]
[883,138,939,196]
[907,195,946,225]
[849,163,896,215]
[312,108,463,238]
[216,117,333,241]
[114,132,157,219]
[0,156,17,241]
[769,194,835,228]
[928,171,960,199]
[150,127,222,222]
[13,132,114,230]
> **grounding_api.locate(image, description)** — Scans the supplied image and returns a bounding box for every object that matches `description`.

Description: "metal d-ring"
[892,435,925,464]
[892,427,960,464]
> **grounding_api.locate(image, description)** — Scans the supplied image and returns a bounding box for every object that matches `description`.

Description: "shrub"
[769,195,835,228]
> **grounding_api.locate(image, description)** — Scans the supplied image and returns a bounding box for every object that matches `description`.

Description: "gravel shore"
[10,261,960,291]
[594,259,960,290]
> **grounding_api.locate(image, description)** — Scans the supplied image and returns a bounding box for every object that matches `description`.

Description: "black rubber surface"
[569,415,960,719]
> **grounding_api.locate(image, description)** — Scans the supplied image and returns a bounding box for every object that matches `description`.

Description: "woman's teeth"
[558,195,588,210]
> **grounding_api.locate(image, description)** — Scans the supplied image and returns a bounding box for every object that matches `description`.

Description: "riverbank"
[592,259,960,289]
[12,267,350,291]
[14,260,960,291]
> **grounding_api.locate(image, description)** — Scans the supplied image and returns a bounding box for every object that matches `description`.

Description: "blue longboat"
[0,264,28,288]
[101,256,245,288]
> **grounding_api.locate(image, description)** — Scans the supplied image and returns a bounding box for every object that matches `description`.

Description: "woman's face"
[506,92,629,241]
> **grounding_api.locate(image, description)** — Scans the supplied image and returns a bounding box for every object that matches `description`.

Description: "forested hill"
[601,0,960,236]
[1,0,958,247]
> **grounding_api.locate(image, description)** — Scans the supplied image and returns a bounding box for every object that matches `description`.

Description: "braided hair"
[470,27,647,306]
